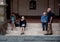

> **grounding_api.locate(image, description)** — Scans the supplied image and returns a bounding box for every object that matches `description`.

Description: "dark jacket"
[47,11,54,23]
[20,20,26,27]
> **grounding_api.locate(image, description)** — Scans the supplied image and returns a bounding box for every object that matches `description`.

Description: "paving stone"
[0,36,60,42]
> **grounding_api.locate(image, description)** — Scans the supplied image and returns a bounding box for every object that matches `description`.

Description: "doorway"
[6,0,11,19]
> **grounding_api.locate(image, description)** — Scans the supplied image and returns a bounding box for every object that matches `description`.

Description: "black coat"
[20,20,26,28]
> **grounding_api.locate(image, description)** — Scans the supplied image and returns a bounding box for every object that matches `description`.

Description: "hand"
[22,24,25,26]
[44,20,46,23]
[48,22,51,25]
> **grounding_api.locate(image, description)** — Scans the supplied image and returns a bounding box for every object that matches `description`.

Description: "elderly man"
[41,12,48,34]
[46,8,54,35]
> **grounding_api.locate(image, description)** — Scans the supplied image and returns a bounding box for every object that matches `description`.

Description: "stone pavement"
[5,23,60,36]
[0,36,60,42]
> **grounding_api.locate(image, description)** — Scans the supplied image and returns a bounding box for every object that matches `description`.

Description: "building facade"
[0,0,60,17]
[0,0,60,23]
[10,0,60,16]
[0,0,60,35]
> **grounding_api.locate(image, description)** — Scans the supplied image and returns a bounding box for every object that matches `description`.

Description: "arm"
[50,13,54,23]
[49,13,54,24]
[25,20,27,27]
[41,16,43,22]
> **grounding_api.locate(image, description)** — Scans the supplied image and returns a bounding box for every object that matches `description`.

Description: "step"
[6,23,60,36]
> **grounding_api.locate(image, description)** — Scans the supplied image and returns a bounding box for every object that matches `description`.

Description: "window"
[29,0,36,10]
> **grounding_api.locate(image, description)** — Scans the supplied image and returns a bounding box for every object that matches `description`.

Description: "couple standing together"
[41,8,54,35]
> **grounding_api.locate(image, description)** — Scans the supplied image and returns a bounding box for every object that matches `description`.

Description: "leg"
[46,23,53,35]
[11,21,15,30]
[13,23,15,29]
[20,27,25,34]
[44,23,48,35]
[45,23,48,31]
[11,21,14,30]
[49,24,53,34]
[22,27,25,33]
[11,23,14,30]
[20,27,23,33]
[42,23,45,31]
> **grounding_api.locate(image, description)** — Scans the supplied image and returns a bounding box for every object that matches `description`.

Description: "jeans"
[42,22,48,31]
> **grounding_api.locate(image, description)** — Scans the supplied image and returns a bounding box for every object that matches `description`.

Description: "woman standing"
[10,13,16,30]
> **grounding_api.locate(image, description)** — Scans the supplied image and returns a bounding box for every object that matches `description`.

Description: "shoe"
[44,33,49,35]
[44,33,53,35]
[11,28,14,30]
[21,33,24,35]
[48,33,53,35]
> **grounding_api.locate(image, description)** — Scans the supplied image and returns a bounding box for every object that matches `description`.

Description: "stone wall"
[11,0,59,16]
[11,0,48,16]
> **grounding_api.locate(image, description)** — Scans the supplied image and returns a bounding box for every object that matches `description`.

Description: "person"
[46,8,54,35]
[41,12,48,34]
[20,16,26,35]
[15,17,20,27]
[10,13,16,30]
